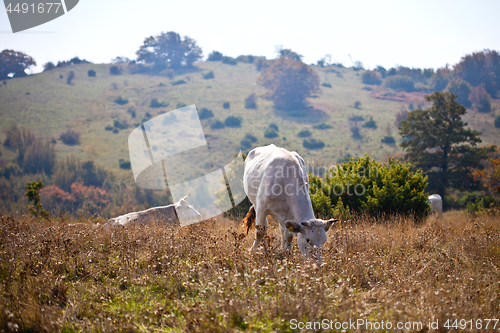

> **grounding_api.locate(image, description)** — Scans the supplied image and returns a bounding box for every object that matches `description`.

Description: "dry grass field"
[1,211,499,332]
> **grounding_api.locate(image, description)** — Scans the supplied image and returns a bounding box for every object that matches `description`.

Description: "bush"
[59,130,80,145]
[240,139,252,149]
[43,62,55,71]
[150,99,168,108]
[176,102,187,108]
[172,79,186,86]
[303,138,325,149]
[221,56,237,65]
[495,115,500,128]
[321,82,332,88]
[198,107,214,120]
[362,116,377,129]
[105,125,113,131]
[223,102,230,109]
[381,136,396,144]
[207,51,223,61]
[245,93,257,109]
[112,128,119,134]
[445,78,472,107]
[130,110,136,118]
[244,133,258,143]
[308,156,429,220]
[66,71,75,84]
[87,70,96,77]
[469,85,492,113]
[354,101,362,109]
[145,112,151,119]
[362,71,382,85]
[210,119,225,129]
[114,96,129,105]
[225,116,241,127]
[269,123,279,131]
[203,71,214,79]
[297,129,311,138]
[384,75,415,92]
[313,123,333,129]
[264,128,279,139]
[113,120,128,130]
[118,159,131,169]
[110,66,121,75]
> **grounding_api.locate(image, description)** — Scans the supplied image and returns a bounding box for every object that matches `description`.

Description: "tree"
[445,77,472,107]
[0,49,36,79]
[400,92,495,206]
[136,31,202,72]
[454,49,500,97]
[258,56,319,110]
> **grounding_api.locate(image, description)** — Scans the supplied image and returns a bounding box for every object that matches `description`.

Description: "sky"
[1,0,500,73]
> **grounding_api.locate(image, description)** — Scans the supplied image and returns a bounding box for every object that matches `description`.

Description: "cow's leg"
[281,227,294,251]
[250,205,268,251]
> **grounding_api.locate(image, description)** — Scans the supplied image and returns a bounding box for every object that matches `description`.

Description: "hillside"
[0,61,499,184]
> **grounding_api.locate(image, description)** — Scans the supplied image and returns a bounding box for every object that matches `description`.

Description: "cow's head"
[174,195,202,222]
[285,219,338,264]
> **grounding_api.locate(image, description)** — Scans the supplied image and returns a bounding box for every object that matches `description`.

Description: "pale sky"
[1,0,499,73]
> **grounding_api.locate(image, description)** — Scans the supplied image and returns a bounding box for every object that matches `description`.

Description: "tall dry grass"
[0,211,499,332]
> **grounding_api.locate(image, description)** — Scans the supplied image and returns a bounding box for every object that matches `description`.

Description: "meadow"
[0,61,498,186]
[1,211,499,332]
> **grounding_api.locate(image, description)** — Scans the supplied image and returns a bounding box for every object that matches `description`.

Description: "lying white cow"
[242,144,337,264]
[428,194,443,219]
[104,195,201,229]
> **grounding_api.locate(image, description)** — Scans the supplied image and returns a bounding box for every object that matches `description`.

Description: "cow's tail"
[242,205,256,235]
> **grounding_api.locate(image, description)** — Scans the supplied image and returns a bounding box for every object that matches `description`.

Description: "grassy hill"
[1,61,499,184]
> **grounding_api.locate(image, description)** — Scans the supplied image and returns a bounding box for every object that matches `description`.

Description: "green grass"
[1,62,499,184]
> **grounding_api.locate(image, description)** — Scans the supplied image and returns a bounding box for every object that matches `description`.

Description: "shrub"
[114,96,129,105]
[469,85,492,113]
[145,112,151,118]
[130,110,136,118]
[113,120,128,130]
[264,128,279,139]
[321,82,332,88]
[88,70,96,77]
[381,136,396,144]
[203,71,214,79]
[176,102,187,108]
[210,119,225,129]
[172,79,186,86]
[118,159,131,169]
[240,139,252,149]
[43,62,55,71]
[245,93,257,109]
[297,129,311,138]
[384,75,415,92]
[445,78,472,107]
[225,116,241,127]
[354,101,362,109]
[495,115,500,128]
[362,71,382,85]
[313,123,332,130]
[350,126,361,139]
[59,129,80,145]
[105,125,113,131]
[128,63,150,75]
[150,99,168,108]
[66,71,75,84]
[198,107,214,120]
[221,56,237,65]
[207,51,223,61]
[223,102,230,109]
[362,116,377,129]
[308,156,429,220]
[394,108,409,127]
[112,128,119,134]
[109,66,121,75]
[303,138,325,149]
[269,123,279,131]
[244,133,258,143]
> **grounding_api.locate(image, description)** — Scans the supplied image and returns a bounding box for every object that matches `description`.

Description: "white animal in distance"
[427,194,443,219]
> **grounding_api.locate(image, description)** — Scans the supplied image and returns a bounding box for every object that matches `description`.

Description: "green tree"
[136,31,202,72]
[258,56,319,110]
[0,49,36,79]
[400,92,495,206]
[445,77,472,107]
[25,181,50,219]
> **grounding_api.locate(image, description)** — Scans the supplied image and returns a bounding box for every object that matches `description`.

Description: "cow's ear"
[285,220,302,233]
[324,219,338,232]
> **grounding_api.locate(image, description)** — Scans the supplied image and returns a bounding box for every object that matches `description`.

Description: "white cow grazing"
[104,195,201,229]
[242,144,337,264]
[428,194,443,219]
